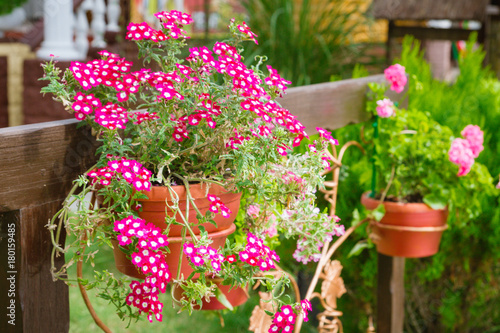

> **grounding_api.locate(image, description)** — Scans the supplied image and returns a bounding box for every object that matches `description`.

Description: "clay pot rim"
[361,192,448,214]
[136,183,239,202]
[167,223,236,244]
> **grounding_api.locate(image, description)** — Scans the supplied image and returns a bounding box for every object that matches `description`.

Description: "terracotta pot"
[113,223,237,280]
[172,277,249,310]
[361,193,448,258]
[136,183,242,237]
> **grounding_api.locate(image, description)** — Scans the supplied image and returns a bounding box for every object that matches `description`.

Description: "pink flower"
[247,204,260,219]
[375,98,395,118]
[449,138,475,176]
[206,194,232,218]
[316,127,339,146]
[264,222,278,238]
[300,299,312,322]
[237,22,258,44]
[384,64,407,93]
[496,179,500,189]
[461,124,484,158]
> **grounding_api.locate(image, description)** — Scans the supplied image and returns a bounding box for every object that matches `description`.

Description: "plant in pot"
[41,10,344,329]
[360,64,496,258]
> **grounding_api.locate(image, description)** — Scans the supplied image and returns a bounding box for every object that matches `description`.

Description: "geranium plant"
[364,64,495,222]
[41,10,344,329]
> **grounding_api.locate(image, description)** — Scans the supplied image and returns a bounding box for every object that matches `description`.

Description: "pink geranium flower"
[384,64,407,93]
[376,98,395,118]
[461,124,484,158]
[449,138,475,176]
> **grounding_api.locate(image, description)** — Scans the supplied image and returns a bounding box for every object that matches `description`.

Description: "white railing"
[37,0,121,61]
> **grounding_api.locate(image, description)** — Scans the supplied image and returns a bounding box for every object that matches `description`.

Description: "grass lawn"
[67,237,260,332]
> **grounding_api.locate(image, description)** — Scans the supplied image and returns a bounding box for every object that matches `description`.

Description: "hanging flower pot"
[136,183,242,236]
[172,277,249,310]
[112,183,241,279]
[361,193,448,258]
[112,223,237,279]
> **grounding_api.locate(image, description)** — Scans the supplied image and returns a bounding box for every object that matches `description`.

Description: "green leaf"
[372,204,386,222]
[347,240,372,258]
[423,193,447,210]
[214,287,233,311]
[264,310,274,317]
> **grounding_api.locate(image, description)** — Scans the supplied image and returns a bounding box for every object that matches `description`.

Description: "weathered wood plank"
[372,0,489,21]
[0,119,98,212]
[19,201,69,333]
[377,254,405,333]
[0,211,23,332]
[390,26,481,43]
[280,74,402,134]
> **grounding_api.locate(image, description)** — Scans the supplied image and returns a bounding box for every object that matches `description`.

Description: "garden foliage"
[241,0,369,86]
[327,35,500,332]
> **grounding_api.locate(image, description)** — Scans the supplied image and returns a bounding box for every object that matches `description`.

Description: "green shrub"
[241,0,369,86]
[0,0,27,16]
[328,34,500,333]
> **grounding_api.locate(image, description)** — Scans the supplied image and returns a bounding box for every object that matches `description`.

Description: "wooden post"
[0,119,98,332]
[377,254,405,333]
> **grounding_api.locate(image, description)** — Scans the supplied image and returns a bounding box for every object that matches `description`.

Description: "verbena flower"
[268,301,311,333]
[114,217,171,322]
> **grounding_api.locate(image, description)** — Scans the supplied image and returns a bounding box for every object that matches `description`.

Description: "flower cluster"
[449,125,484,176]
[70,50,136,96]
[88,159,152,191]
[207,194,232,218]
[268,300,311,333]
[239,233,280,271]
[375,98,395,118]
[461,124,484,158]
[114,217,171,322]
[131,111,160,125]
[316,127,339,146]
[384,63,407,93]
[183,243,225,273]
[126,22,168,42]
[155,10,193,38]
[265,65,292,96]
[237,21,258,44]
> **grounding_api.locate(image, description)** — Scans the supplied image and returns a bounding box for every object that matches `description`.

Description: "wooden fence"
[0,74,405,332]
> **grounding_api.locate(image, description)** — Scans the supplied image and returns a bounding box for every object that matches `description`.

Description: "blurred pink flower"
[461,124,484,158]
[449,138,475,176]
[384,64,407,93]
[247,204,260,219]
[376,98,395,118]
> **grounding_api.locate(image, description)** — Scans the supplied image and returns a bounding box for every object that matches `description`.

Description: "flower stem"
[370,116,379,198]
